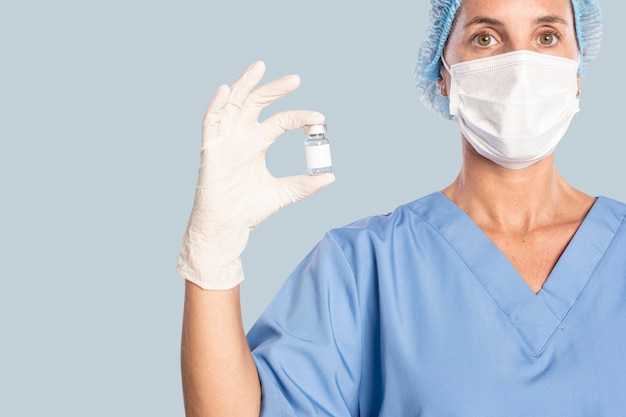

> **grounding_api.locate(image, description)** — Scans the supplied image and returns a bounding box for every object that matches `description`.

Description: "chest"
[357,242,626,416]
[486,223,580,293]
[353,203,626,415]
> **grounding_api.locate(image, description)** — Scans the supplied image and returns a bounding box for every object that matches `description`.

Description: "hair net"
[414,0,603,119]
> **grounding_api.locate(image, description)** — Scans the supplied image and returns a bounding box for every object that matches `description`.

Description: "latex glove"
[177,61,335,290]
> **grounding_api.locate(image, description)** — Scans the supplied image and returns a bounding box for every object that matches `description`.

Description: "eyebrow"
[464,16,503,28]
[464,15,569,28]
[534,15,568,25]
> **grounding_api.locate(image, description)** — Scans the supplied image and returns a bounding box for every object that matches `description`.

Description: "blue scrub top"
[247,192,626,416]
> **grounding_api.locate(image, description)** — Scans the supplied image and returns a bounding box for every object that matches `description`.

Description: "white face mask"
[443,50,580,169]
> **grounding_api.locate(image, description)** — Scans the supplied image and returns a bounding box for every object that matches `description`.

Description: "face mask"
[443,50,580,169]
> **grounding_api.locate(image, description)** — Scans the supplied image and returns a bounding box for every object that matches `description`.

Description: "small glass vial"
[304,124,332,175]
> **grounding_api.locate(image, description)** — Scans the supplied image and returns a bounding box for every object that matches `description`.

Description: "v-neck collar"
[412,192,626,357]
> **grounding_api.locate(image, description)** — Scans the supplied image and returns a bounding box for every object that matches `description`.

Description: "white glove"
[177,61,335,290]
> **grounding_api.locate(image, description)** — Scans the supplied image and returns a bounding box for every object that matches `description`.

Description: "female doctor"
[177,0,626,415]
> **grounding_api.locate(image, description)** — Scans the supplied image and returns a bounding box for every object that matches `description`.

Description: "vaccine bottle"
[304,124,332,175]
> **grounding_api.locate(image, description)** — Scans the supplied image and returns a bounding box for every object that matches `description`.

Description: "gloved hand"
[177,61,335,290]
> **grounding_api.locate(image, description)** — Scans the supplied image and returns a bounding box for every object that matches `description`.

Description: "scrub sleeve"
[247,233,362,417]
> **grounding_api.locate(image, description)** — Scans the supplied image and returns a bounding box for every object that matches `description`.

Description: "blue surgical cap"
[414,0,603,119]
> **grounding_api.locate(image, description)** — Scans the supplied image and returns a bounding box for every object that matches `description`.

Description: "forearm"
[181,281,260,417]
[178,62,334,416]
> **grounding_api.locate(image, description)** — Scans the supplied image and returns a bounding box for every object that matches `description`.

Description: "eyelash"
[470,30,562,47]
[472,31,497,47]
[537,30,561,46]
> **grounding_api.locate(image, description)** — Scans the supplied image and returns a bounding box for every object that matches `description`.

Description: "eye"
[537,32,559,46]
[473,33,496,47]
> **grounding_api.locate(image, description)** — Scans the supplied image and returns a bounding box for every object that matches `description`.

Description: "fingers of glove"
[238,74,301,123]
[260,110,325,143]
[201,84,230,144]
[277,173,336,206]
[226,61,266,112]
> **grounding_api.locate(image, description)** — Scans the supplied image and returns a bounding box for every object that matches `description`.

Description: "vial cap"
[304,124,327,135]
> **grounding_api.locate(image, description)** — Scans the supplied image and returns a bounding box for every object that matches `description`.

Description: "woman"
[178,0,625,415]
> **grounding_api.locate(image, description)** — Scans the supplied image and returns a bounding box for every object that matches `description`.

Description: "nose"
[504,35,533,54]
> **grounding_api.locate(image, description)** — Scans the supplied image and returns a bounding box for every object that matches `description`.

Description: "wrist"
[177,257,244,290]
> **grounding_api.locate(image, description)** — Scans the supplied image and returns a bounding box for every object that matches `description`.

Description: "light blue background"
[1,0,624,415]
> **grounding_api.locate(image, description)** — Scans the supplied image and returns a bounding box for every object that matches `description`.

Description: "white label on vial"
[305,144,332,169]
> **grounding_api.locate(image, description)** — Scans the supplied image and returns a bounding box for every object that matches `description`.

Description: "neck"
[443,138,590,233]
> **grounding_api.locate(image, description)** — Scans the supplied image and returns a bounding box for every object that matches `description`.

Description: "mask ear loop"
[438,56,452,97]
[576,52,582,96]
[441,55,452,73]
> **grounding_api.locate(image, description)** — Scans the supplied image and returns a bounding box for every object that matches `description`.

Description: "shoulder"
[591,196,626,235]
[321,192,450,256]
[593,197,626,246]
[596,196,626,216]
[328,192,437,233]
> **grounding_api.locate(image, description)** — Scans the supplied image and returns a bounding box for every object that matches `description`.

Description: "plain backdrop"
[2,0,625,415]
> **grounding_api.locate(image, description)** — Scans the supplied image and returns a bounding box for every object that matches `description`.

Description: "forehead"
[453,0,575,27]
